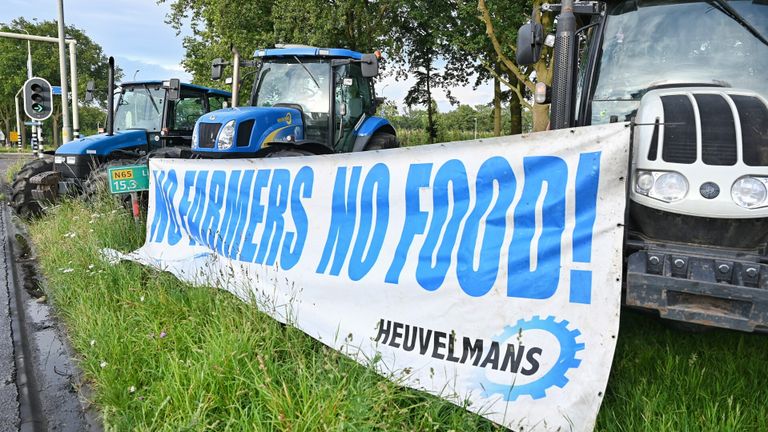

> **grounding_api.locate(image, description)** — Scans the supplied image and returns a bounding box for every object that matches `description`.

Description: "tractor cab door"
[161,89,208,148]
[333,64,374,153]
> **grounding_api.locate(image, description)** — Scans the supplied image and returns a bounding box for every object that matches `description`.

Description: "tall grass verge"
[28,195,768,431]
[28,196,499,431]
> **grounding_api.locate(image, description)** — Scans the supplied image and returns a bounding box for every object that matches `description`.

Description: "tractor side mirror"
[361,54,379,78]
[84,80,95,102]
[211,58,226,81]
[164,78,181,101]
[516,21,544,65]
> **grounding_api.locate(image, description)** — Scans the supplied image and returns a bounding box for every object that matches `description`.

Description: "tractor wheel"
[264,148,317,158]
[81,159,138,206]
[141,146,188,163]
[10,157,54,219]
[363,132,399,151]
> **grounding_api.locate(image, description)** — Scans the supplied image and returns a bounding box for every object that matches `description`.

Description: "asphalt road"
[0,154,100,432]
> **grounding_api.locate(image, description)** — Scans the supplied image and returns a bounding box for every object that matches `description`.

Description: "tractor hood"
[55,129,148,156]
[197,106,301,127]
[194,106,305,153]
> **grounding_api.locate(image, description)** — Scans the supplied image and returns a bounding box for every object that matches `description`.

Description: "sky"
[1,0,492,112]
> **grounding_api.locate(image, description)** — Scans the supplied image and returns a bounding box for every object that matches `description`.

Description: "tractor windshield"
[253,60,331,112]
[252,59,331,142]
[113,85,165,132]
[590,0,768,124]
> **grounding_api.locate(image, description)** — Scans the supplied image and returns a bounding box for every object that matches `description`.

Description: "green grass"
[0,145,31,153]
[5,158,29,184]
[28,197,768,431]
[28,198,500,431]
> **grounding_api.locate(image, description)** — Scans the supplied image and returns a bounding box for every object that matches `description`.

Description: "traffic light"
[23,77,53,121]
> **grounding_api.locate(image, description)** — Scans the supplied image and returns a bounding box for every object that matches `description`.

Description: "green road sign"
[108,164,149,194]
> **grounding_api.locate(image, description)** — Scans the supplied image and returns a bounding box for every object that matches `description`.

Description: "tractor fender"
[352,116,396,152]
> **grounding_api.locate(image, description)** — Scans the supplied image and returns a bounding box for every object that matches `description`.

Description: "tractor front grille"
[658,92,768,166]
[236,120,254,147]
[735,95,768,166]
[198,123,221,148]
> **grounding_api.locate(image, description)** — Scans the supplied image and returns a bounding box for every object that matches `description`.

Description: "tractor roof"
[119,81,231,97]
[254,46,364,60]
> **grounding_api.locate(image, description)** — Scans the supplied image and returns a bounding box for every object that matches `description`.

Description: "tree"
[162,0,275,96]
[385,0,473,144]
[161,0,388,97]
[478,0,555,132]
[0,18,117,147]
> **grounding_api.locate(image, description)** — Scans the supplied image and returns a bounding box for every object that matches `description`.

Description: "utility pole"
[23,29,32,79]
[57,0,72,143]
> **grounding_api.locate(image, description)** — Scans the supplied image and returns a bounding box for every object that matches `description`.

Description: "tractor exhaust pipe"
[231,45,241,107]
[106,56,115,136]
[550,0,577,129]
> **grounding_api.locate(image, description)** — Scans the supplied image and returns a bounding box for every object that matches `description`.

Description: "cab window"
[169,91,205,131]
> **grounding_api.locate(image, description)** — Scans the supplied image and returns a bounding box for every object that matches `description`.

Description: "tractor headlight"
[54,156,64,164]
[731,176,768,209]
[217,120,235,150]
[66,156,77,165]
[634,170,688,203]
[191,122,199,149]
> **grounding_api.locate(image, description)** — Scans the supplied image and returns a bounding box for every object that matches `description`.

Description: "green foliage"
[380,101,532,146]
[0,18,118,146]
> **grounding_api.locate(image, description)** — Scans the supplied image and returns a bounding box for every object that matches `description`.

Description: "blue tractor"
[193,46,398,158]
[11,63,231,217]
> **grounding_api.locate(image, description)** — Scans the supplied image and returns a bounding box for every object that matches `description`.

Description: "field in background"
[398,129,497,147]
[27,197,768,431]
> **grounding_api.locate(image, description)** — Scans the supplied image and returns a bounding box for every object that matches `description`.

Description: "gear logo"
[479,315,584,401]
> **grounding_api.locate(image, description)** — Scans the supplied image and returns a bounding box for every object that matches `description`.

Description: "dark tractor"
[11,66,231,217]
[518,0,768,332]
[192,46,397,158]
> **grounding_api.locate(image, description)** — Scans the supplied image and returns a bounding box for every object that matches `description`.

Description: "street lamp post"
[57,0,72,143]
[22,29,32,79]
[474,117,478,139]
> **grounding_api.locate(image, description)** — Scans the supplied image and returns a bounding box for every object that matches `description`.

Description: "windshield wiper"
[142,84,161,114]
[293,56,320,89]
[709,0,768,47]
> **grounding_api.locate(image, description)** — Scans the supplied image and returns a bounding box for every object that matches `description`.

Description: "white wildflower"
[99,361,108,369]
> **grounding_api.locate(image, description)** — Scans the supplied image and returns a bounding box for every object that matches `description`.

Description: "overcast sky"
[1,0,492,112]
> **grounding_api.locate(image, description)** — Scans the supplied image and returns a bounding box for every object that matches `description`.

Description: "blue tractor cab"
[11,77,231,217]
[192,46,397,157]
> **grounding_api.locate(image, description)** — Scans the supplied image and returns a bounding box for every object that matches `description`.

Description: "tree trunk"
[493,70,501,136]
[509,92,522,135]
[533,103,550,132]
[53,115,60,148]
[426,64,436,144]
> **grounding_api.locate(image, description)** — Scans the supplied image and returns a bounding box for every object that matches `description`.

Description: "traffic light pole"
[0,31,80,144]
[14,88,23,149]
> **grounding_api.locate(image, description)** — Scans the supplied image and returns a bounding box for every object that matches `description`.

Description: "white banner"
[115,123,630,431]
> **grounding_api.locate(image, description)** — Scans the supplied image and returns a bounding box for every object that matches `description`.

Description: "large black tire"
[11,157,54,219]
[264,148,317,158]
[363,132,399,151]
[81,159,138,205]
